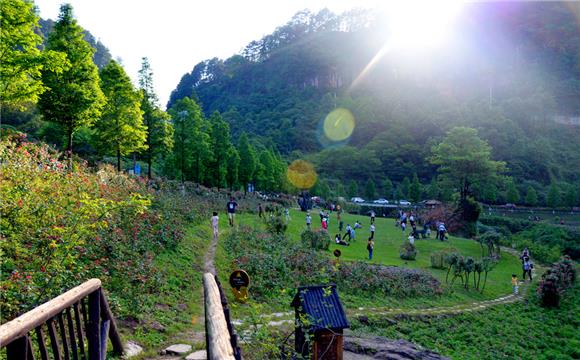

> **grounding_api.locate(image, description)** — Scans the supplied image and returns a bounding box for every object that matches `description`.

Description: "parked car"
[351,197,365,203]
[373,198,389,204]
[398,200,411,206]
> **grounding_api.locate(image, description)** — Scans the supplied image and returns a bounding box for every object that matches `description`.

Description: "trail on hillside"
[204,229,218,275]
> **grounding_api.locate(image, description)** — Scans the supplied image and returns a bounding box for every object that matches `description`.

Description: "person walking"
[370,210,376,224]
[211,211,219,238]
[226,197,238,227]
[306,212,312,230]
[511,274,519,295]
[321,217,328,231]
[437,222,447,241]
[343,224,352,241]
[367,238,374,260]
[285,208,290,223]
[258,203,264,218]
[370,223,375,240]
[522,259,534,281]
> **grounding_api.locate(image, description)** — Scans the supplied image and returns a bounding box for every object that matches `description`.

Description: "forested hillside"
[169,3,580,204]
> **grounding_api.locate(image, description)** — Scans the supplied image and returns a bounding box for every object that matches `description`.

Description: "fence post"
[87,290,101,360]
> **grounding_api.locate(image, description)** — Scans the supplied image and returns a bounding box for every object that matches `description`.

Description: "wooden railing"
[203,273,242,360]
[0,279,123,360]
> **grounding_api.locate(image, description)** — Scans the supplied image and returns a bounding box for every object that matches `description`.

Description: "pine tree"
[226,147,240,190]
[208,112,232,188]
[38,4,105,162]
[347,180,358,198]
[238,132,256,192]
[365,179,376,200]
[547,181,560,208]
[564,185,577,208]
[0,0,67,109]
[525,186,538,206]
[401,177,411,199]
[506,178,520,204]
[138,57,173,178]
[382,178,393,199]
[95,60,146,171]
[427,178,440,200]
[409,173,422,203]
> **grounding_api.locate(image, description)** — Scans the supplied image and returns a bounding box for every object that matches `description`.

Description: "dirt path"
[204,230,218,275]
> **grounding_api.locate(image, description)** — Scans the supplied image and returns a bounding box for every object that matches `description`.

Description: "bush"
[479,216,533,234]
[300,229,330,250]
[265,214,287,234]
[508,224,578,263]
[399,242,417,260]
[430,249,458,269]
[537,256,577,307]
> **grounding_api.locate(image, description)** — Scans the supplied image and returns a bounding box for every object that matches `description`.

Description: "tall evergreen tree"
[401,177,411,199]
[506,177,520,204]
[208,111,232,188]
[427,178,440,200]
[168,97,209,182]
[547,181,560,208]
[365,179,376,200]
[38,4,105,162]
[409,173,422,203]
[0,0,67,109]
[382,178,393,199]
[237,132,256,192]
[95,60,146,171]
[226,147,240,190]
[347,180,358,198]
[564,185,577,208]
[525,186,538,206]
[138,57,173,178]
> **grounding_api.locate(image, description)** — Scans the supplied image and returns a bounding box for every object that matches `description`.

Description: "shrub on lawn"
[430,249,458,269]
[301,229,330,250]
[537,256,576,308]
[265,214,288,234]
[399,242,417,260]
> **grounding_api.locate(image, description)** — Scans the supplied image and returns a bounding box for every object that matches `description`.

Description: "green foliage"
[537,256,576,307]
[400,177,410,199]
[509,224,578,263]
[430,127,506,201]
[0,0,67,109]
[525,185,538,206]
[399,242,417,260]
[226,147,240,190]
[347,180,358,198]
[364,178,376,200]
[95,60,146,171]
[409,173,422,203]
[38,4,105,154]
[208,111,232,188]
[237,132,256,191]
[301,229,330,250]
[265,214,288,235]
[382,178,393,199]
[505,177,520,204]
[547,181,560,208]
[430,249,458,269]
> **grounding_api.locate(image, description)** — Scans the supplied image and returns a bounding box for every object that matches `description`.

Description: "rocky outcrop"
[344,335,449,360]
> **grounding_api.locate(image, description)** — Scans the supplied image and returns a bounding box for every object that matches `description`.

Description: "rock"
[164,344,192,355]
[344,351,375,360]
[344,336,449,360]
[177,303,188,311]
[124,341,143,357]
[155,303,170,310]
[185,350,207,360]
[358,315,370,325]
[149,321,166,332]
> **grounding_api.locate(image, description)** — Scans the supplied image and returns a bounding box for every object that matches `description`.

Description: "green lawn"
[218,208,524,310]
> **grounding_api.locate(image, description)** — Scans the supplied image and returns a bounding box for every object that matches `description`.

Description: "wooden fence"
[0,279,123,360]
[203,273,242,360]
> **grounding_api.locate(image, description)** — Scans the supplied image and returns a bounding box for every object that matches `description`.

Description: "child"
[511,274,519,294]
[354,221,362,230]
[367,238,374,260]
[285,208,290,223]
[306,213,312,230]
[370,210,376,224]
[211,212,219,238]
[370,223,375,240]
[343,224,352,241]
[321,217,328,231]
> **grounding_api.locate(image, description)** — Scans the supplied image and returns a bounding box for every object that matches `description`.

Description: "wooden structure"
[291,284,349,360]
[0,279,123,360]
[203,273,242,360]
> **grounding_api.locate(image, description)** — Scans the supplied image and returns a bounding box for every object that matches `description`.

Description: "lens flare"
[323,108,355,142]
[287,160,317,190]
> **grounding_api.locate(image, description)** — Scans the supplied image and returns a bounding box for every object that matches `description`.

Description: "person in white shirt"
[306,213,312,229]
[370,223,375,239]
[211,212,219,238]
[438,222,447,241]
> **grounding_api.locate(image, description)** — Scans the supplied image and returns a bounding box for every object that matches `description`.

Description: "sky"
[34,0,379,108]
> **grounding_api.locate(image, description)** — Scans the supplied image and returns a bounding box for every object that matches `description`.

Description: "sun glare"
[385,0,463,49]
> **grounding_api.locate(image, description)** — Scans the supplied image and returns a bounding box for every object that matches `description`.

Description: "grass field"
[216,208,525,310]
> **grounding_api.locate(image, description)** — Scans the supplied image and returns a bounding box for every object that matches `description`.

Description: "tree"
[409,173,422,203]
[238,132,256,192]
[364,179,376,200]
[168,97,209,182]
[430,127,506,202]
[208,112,232,188]
[427,178,440,200]
[94,60,146,171]
[347,180,358,198]
[138,57,173,178]
[525,186,538,206]
[226,147,240,190]
[563,185,577,208]
[547,181,560,208]
[400,177,410,199]
[0,0,67,109]
[505,177,520,204]
[382,178,393,199]
[38,4,105,162]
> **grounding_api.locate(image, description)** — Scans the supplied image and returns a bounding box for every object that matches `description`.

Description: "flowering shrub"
[0,134,191,321]
[300,229,330,250]
[224,226,441,301]
[399,242,417,260]
[537,256,576,307]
